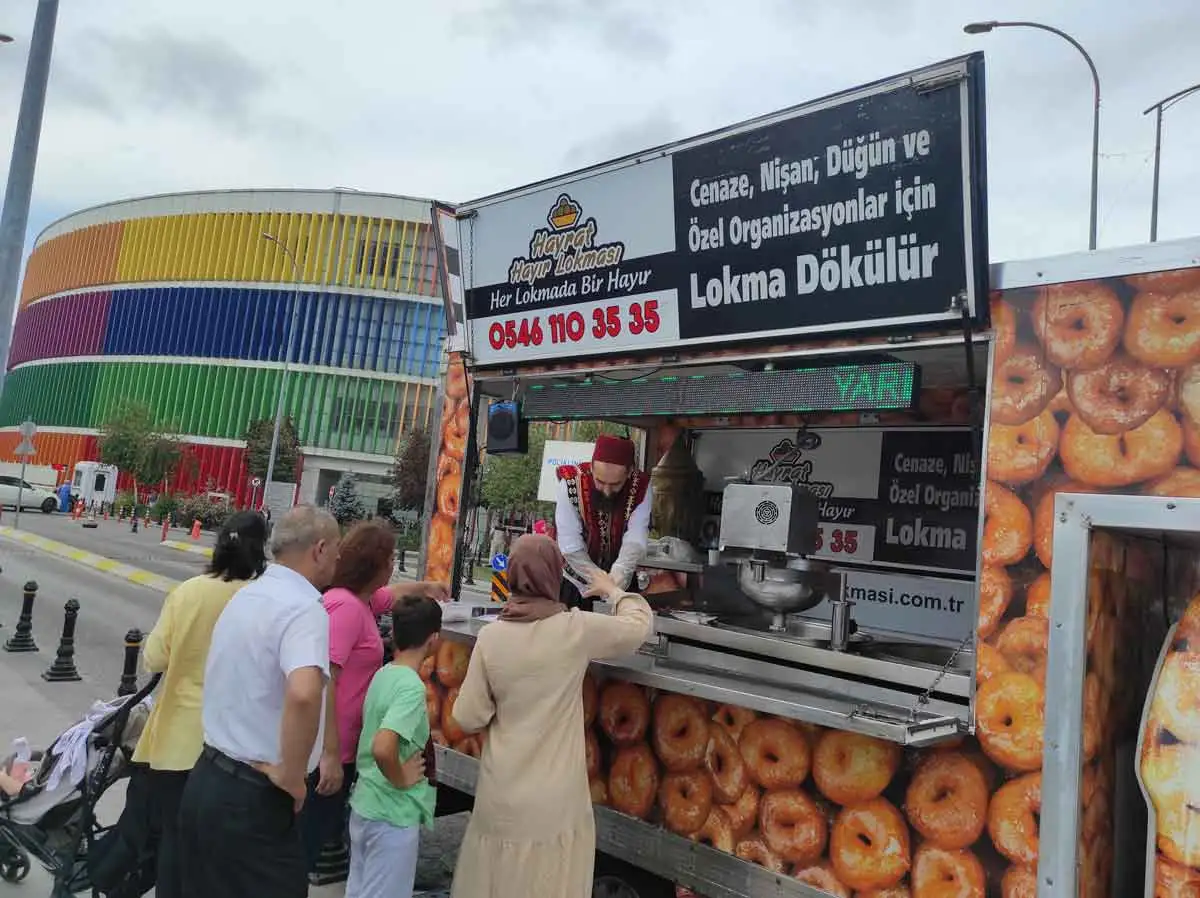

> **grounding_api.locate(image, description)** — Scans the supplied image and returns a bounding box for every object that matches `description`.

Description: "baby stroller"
[0,674,160,897]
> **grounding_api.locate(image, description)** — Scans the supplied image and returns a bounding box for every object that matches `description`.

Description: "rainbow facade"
[0,189,448,506]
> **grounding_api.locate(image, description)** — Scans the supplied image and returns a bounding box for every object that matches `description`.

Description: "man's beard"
[591,488,621,512]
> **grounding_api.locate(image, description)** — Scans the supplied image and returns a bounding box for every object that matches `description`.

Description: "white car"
[0,475,59,513]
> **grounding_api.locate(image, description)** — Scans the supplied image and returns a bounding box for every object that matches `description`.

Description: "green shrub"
[152,494,178,523]
[175,494,232,531]
[114,489,146,519]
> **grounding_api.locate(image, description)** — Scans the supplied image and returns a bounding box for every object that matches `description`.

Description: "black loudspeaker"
[486,401,529,455]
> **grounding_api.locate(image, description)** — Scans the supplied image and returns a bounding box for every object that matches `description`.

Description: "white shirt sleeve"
[278,603,331,679]
[556,477,601,586]
[610,484,653,590]
[555,478,587,556]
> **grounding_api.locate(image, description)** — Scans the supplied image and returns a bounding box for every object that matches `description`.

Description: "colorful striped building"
[0,189,449,508]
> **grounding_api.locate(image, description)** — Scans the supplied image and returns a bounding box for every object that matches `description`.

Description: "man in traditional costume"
[554,435,653,609]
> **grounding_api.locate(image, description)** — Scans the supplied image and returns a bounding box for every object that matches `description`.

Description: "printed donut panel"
[1140,587,1200,891]
[423,645,1022,897]
[984,268,1200,898]
[423,351,472,585]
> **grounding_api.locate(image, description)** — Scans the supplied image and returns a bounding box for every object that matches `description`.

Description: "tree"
[571,420,627,442]
[141,435,183,488]
[98,401,184,496]
[243,416,300,481]
[328,472,366,525]
[391,429,431,511]
[479,426,547,516]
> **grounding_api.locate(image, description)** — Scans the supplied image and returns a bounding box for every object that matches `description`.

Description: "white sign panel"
[799,568,975,645]
[694,429,884,499]
[537,440,595,502]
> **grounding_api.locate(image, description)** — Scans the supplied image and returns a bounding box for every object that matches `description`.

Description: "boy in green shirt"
[346,595,443,898]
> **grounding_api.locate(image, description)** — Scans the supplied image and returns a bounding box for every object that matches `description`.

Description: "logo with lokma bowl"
[507,193,627,289]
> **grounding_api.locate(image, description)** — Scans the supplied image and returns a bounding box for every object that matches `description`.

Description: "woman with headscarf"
[448,534,653,898]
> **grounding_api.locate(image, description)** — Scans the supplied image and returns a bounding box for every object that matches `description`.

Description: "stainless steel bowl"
[735,558,830,613]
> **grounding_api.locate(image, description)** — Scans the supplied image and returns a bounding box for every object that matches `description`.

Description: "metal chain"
[907,631,973,723]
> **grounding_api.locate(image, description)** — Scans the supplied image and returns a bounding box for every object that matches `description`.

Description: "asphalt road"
[4,512,215,582]
[0,542,166,723]
[0,518,466,897]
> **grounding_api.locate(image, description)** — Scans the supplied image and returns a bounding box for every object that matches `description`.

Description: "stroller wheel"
[0,846,31,882]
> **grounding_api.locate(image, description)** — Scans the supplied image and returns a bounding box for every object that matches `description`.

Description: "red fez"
[593,435,636,467]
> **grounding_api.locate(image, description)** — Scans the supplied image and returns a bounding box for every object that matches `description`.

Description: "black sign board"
[522,360,920,420]
[695,427,979,575]
[459,55,988,367]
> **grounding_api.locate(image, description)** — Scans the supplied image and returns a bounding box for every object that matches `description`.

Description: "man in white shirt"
[178,505,341,898]
[554,435,653,609]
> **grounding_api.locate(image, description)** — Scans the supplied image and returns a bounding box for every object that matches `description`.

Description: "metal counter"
[440,606,967,746]
[435,746,833,898]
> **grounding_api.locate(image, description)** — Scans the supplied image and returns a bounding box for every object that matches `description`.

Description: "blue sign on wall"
[490,553,509,573]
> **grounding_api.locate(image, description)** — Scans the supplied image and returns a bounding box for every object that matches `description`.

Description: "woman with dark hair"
[300,519,449,874]
[131,510,270,898]
[449,534,652,898]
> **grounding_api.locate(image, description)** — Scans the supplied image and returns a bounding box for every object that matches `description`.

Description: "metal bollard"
[43,598,82,682]
[309,837,349,886]
[118,628,144,696]
[3,581,38,652]
[130,513,139,534]
[396,546,407,572]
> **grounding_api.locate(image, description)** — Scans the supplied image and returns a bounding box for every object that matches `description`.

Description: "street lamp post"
[260,233,304,508]
[0,1,60,396]
[1144,83,1200,242]
[964,20,1101,251]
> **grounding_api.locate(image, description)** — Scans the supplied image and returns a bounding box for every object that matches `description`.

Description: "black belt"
[200,745,273,787]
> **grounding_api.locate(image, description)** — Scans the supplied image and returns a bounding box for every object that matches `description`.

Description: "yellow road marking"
[0,526,180,593]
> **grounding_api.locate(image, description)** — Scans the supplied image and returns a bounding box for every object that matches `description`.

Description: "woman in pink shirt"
[300,519,448,873]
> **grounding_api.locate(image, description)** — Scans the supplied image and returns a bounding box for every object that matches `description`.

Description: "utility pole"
[0,0,60,395]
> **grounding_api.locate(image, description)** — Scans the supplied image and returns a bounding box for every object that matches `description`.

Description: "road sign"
[490,553,508,573]
[251,477,262,487]
[490,570,510,604]
[15,418,35,457]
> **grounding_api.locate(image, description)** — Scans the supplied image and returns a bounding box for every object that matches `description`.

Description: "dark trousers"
[177,747,307,898]
[299,761,356,873]
[145,769,189,898]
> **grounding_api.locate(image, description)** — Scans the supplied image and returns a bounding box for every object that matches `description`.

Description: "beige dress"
[449,593,654,898]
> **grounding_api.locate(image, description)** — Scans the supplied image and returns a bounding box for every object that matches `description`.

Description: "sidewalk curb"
[161,539,214,558]
[0,526,179,594]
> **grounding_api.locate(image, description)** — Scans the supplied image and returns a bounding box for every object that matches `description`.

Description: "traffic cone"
[190,519,201,540]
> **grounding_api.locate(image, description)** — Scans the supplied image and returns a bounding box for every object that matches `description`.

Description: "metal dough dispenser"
[710,482,847,641]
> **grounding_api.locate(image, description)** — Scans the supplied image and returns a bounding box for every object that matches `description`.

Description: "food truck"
[417,52,1200,898]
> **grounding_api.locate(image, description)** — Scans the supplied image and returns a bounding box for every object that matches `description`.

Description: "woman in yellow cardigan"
[131,511,269,898]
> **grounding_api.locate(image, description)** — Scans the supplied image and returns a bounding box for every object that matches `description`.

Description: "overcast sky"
[1,0,1197,269]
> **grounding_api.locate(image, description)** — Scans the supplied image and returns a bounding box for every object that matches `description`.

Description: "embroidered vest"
[556,462,649,571]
